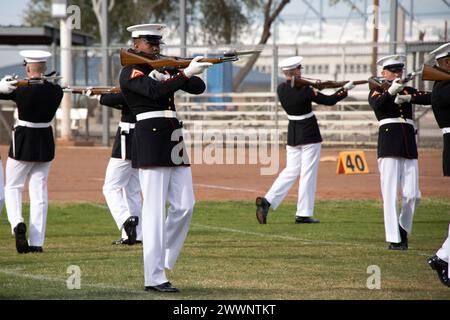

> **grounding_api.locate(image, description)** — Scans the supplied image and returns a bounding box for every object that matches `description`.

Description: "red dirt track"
[1,145,448,202]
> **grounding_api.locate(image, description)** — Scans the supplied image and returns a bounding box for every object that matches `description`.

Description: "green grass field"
[0,199,449,300]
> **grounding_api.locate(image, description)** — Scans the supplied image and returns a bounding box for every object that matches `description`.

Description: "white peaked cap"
[377,54,406,68]
[430,43,450,60]
[126,23,166,38]
[19,50,51,63]
[279,56,303,71]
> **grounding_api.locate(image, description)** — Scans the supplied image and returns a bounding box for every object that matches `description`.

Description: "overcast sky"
[0,0,29,26]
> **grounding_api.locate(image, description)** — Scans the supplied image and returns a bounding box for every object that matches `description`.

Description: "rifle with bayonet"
[368,69,423,90]
[290,77,368,90]
[120,48,260,70]
[64,86,121,95]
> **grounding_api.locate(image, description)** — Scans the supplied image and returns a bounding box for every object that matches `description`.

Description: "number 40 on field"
[336,150,369,174]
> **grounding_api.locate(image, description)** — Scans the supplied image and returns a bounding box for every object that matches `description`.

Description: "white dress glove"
[394,94,412,105]
[183,56,212,78]
[0,75,18,94]
[388,78,404,96]
[343,81,355,91]
[149,69,170,82]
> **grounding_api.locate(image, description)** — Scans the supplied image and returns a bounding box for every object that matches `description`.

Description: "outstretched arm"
[309,86,348,106]
[100,93,127,110]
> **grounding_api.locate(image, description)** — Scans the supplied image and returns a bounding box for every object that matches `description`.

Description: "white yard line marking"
[194,183,261,193]
[190,223,381,248]
[90,203,431,255]
[0,268,164,298]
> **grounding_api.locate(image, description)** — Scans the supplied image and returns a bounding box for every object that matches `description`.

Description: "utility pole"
[52,0,72,142]
[101,0,110,146]
[319,0,323,40]
[364,0,368,39]
[371,0,379,76]
[180,0,187,58]
[389,0,398,54]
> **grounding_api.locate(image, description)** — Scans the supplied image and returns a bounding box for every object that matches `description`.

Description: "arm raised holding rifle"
[119,47,260,71]
[255,55,356,226]
[0,50,63,254]
[367,54,432,252]
[424,42,450,288]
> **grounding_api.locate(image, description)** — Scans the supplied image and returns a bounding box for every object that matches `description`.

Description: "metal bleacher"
[176,92,381,146]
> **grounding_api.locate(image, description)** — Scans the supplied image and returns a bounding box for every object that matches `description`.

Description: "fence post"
[271,45,279,132]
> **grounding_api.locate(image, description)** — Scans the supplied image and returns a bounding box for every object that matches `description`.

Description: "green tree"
[23,0,290,90]
[22,0,258,45]
[23,0,173,43]
[197,0,260,44]
[232,0,290,91]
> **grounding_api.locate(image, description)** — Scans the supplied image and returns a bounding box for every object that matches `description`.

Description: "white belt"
[287,112,314,121]
[136,110,177,121]
[379,117,415,127]
[442,127,450,134]
[16,120,52,128]
[12,120,52,158]
[119,121,135,133]
[119,122,135,160]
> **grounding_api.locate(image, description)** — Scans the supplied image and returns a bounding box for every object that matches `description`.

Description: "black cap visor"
[383,63,404,73]
[135,35,164,45]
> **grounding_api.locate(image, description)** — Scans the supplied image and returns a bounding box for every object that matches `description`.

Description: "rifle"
[290,77,368,90]
[15,75,63,87]
[64,86,121,95]
[120,48,260,70]
[368,69,422,90]
[422,64,450,81]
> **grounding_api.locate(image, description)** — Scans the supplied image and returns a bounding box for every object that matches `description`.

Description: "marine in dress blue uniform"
[426,43,450,287]
[368,54,431,250]
[100,93,142,245]
[0,50,63,253]
[255,56,355,224]
[119,24,211,292]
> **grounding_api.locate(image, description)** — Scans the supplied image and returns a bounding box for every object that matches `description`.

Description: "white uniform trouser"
[437,236,450,263]
[102,158,142,241]
[0,160,5,215]
[5,157,51,247]
[378,157,420,243]
[265,143,321,217]
[140,166,195,287]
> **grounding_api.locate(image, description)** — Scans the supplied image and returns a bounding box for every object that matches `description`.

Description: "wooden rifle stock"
[368,77,390,90]
[64,86,121,95]
[422,64,450,81]
[15,76,62,87]
[120,48,244,69]
[16,79,41,87]
[291,77,368,90]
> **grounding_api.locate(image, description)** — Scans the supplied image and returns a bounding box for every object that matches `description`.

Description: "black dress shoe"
[111,238,142,245]
[145,282,180,293]
[122,216,139,245]
[388,242,408,250]
[13,222,29,254]
[428,255,450,287]
[399,225,408,247]
[29,246,43,253]
[255,197,270,224]
[295,216,320,224]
